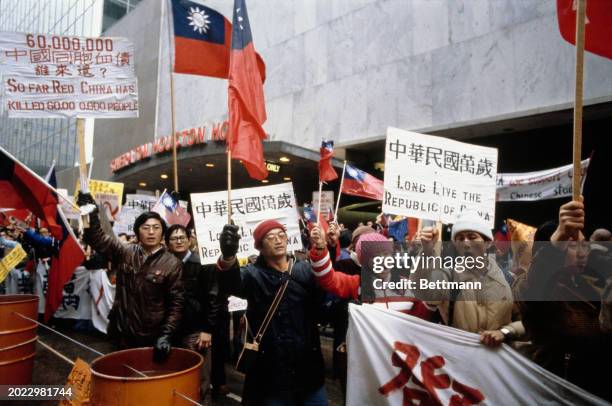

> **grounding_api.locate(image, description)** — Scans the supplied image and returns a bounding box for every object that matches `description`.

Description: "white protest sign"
[312,191,334,216]
[190,183,303,265]
[496,159,589,201]
[57,188,80,220]
[383,127,498,227]
[228,296,248,312]
[0,31,138,118]
[112,194,157,236]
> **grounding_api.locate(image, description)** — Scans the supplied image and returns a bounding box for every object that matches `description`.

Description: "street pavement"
[22,320,344,405]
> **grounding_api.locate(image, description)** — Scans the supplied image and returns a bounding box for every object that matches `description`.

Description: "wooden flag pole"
[572,0,586,200]
[227,150,233,224]
[164,0,179,193]
[170,72,179,193]
[316,181,323,226]
[333,161,347,222]
[76,118,90,228]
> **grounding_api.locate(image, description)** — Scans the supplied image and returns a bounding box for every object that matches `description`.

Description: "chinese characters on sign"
[383,127,498,227]
[0,31,138,118]
[191,183,303,265]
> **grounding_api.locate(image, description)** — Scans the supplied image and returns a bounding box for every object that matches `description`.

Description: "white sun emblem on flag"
[187,6,210,34]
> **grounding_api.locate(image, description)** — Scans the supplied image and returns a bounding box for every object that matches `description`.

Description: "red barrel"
[91,347,203,406]
[0,294,39,385]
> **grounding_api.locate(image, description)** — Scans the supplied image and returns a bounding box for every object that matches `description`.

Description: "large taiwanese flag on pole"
[170,0,232,78]
[557,0,612,59]
[227,0,268,180]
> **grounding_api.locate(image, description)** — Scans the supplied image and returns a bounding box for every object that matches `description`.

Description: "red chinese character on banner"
[77,64,94,77]
[35,64,49,76]
[29,49,51,63]
[5,48,27,61]
[95,53,112,64]
[115,52,130,66]
[53,51,72,64]
[55,64,71,76]
[73,51,92,65]
[379,341,485,405]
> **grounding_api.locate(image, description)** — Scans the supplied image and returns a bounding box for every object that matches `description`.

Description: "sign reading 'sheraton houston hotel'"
[0,31,138,118]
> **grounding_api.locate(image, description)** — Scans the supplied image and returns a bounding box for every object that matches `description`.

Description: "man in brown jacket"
[78,192,184,362]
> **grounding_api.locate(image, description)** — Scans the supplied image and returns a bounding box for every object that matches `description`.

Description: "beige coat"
[411,255,514,333]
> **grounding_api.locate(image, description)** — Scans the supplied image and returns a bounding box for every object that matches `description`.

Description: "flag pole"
[316,181,323,226]
[0,146,80,212]
[227,150,233,223]
[166,0,179,193]
[572,0,586,200]
[333,160,347,222]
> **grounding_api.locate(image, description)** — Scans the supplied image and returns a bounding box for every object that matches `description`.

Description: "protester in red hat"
[216,220,328,405]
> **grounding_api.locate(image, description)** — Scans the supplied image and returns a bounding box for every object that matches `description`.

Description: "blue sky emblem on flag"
[345,164,365,182]
[161,194,177,211]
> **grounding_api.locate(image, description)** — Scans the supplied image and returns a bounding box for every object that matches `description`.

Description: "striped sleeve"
[309,247,360,300]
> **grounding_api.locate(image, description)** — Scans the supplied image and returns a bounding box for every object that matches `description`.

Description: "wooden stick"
[170,72,179,193]
[316,181,323,226]
[38,339,75,366]
[76,118,90,228]
[0,146,80,212]
[572,0,586,200]
[333,161,347,222]
[227,149,233,223]
[165,0,179,193]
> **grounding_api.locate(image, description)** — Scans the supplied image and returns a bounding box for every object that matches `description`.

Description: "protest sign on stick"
[383,127,498,227]
[191,183,302,265]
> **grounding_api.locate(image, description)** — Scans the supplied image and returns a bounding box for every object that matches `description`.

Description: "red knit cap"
[253,219,286,250]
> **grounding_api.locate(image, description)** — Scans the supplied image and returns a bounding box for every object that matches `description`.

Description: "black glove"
[220,224,240,259]
[153,335,171,363]
[76,191,96,207]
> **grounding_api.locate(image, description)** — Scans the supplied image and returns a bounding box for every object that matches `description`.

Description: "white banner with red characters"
[0,31,138,118]
[346,304,606,406]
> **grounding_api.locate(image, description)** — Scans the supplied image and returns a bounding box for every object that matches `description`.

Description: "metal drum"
[90,347,203,406]
[0,294,39,385]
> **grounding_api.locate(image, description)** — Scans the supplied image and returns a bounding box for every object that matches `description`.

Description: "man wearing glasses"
[77,192,184,363]
[216,219,328,405]
[166,224,219,400]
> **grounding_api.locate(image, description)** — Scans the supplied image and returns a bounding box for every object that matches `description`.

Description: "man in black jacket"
[217,219,328,405]
[166,224,219,400]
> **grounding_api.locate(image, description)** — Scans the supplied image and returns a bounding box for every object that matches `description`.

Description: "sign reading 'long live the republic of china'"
[191,183,303,265]
[383,127,498,227]
[0,31,138,118]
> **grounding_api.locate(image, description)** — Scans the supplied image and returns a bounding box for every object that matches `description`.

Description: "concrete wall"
[91,0,162,180]
[97,0,612,179]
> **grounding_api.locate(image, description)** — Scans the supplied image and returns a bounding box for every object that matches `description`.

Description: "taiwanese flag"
[319,140,338,183]
[0,147,60,233]
[303,205,329,234]
[170,0,266,80]
[557,0,612,59]
[341,164,384,201]
[152,190,191,226]
[227,0,268,180]
[171,0,232,78]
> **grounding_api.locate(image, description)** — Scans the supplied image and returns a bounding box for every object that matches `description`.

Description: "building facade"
[85,0,612,228]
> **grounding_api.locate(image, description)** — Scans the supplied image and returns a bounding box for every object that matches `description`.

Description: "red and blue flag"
[319,140,338,183]
[341,164,384,201]
[227,0,268,180]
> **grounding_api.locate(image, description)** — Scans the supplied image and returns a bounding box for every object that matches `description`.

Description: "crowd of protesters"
[1,192,611,404]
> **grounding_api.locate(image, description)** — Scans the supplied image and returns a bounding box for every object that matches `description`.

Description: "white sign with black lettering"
[383,127,498,227]
[190,183,303,265]
[496,159,589,201]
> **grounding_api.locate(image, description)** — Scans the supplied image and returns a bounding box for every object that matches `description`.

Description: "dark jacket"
[519,244,612,400]
[219,255,326,401]
[84,211,184,346]
[178,252,220,337]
